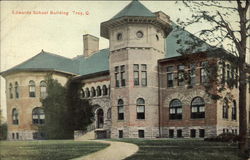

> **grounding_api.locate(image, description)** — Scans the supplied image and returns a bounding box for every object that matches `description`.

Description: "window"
[221,61,226,84]
[117,99,124,120]
[188,64,196,86]
[85,88,90,97]
[15,82,19,98]
[223,99,229,119]
[201,61,209,84]
[178,65,185,86]
[191,97,205,119]
[9,83,13,99]
[177,129,182,138]
[226,64,231,80]
[169,129,174,138]
[167,66,174,88]
[91,87,96,97]
[190,129,196,138]
[12,108,19,125]
[232,100,237,120]
[156,34,159,41]
[199,129,205,138]
[12,133,15,139]
[102,85,108,96]
[40,81,47,99]
[96,86,101,96]
[121,65,126,87]
[169,99,182,119]
[107,108,111,119]
[29,80,36,97]
[136,98,145,119]
[16,133,19,140]
[134,64,139,86]
[117,33,123,41]
[136,31,143,38]
[141,64,147,86]
[138,130,145,138]
[119,130,123,138]
[115,66,119,87]
[80,89,85,98]
[32,107,45,125]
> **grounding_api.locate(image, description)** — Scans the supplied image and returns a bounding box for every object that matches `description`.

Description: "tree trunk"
[238,63,248,155]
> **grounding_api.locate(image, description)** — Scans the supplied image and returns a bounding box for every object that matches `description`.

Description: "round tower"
[101,0,172,138]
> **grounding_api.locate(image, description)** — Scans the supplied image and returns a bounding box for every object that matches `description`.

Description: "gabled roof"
[1,50,79,76]
[111,0,156,20]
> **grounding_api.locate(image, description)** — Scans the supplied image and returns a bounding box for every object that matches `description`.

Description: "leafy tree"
[41,75,94,139]
[66,79,94,132]
[0,123,7,140]
[41,76,71,139]
[175,0,249,155]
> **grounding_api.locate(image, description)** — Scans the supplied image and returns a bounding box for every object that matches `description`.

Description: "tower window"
[117,99,124,120]
[136,98,145,119]
[133,64,139,86]
[141,64,147,86]
[223,98,229,119]
[177,65,185,86]
[115,66,120,87]
[136,31,143,38]
[232,100,237,120]
[121,65,126,87]
[97,86,101,96]
[201,61,209,84]
[117,33,122,41]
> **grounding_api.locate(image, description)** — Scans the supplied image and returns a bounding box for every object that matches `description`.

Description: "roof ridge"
[41,50,73,61]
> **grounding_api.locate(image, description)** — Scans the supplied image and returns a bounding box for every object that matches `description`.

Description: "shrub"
[0,123,7,140]
[204,133,240,142]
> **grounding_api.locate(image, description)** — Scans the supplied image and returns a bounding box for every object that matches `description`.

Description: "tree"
[41,76,71,139]
[175,0,249,155]
[41,75,94,139]
[66,79,94,132]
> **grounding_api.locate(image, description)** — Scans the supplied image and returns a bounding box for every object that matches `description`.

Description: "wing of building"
[1,0,249,140]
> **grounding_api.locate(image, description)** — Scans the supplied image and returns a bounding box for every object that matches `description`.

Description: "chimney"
[83,34,99,57]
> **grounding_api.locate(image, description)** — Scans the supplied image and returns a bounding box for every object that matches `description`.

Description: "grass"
[0,140,109,160]
[113,138,245,160]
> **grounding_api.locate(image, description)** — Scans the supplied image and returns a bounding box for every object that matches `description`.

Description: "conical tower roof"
[111,0,156,20]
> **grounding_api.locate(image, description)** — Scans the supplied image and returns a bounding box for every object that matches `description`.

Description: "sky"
[0,1,247,121]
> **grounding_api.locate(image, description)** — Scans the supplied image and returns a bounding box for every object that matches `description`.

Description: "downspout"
[157,61,161,138]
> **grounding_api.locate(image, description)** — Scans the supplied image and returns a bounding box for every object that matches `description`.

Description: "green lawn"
[114,139,245,160]
[0,140,109,160]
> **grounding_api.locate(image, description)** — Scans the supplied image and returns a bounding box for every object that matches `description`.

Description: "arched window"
[32,107,45,125]
[29,80,36,97]
[40,81,47,99]
[169,99,182,119]
[80,89,85,98]
[85,88,90,97]
[12,108,19,125]
[136,98,145,119]
[223,98,229,119]
[91,87,96,97]
[15,82,19,98]
[191,97,205,119]
[102,85,108,96]
[232,100,237,120]
[9,83,13,99]
[107,108,111,119]
[118,99,124,120]
[96,86,101,96]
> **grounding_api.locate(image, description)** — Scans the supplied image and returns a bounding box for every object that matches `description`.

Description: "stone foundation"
[8,130,36,140]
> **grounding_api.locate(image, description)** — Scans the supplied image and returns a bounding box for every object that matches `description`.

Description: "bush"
[0,123,7,140]
[204,133,240,142]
